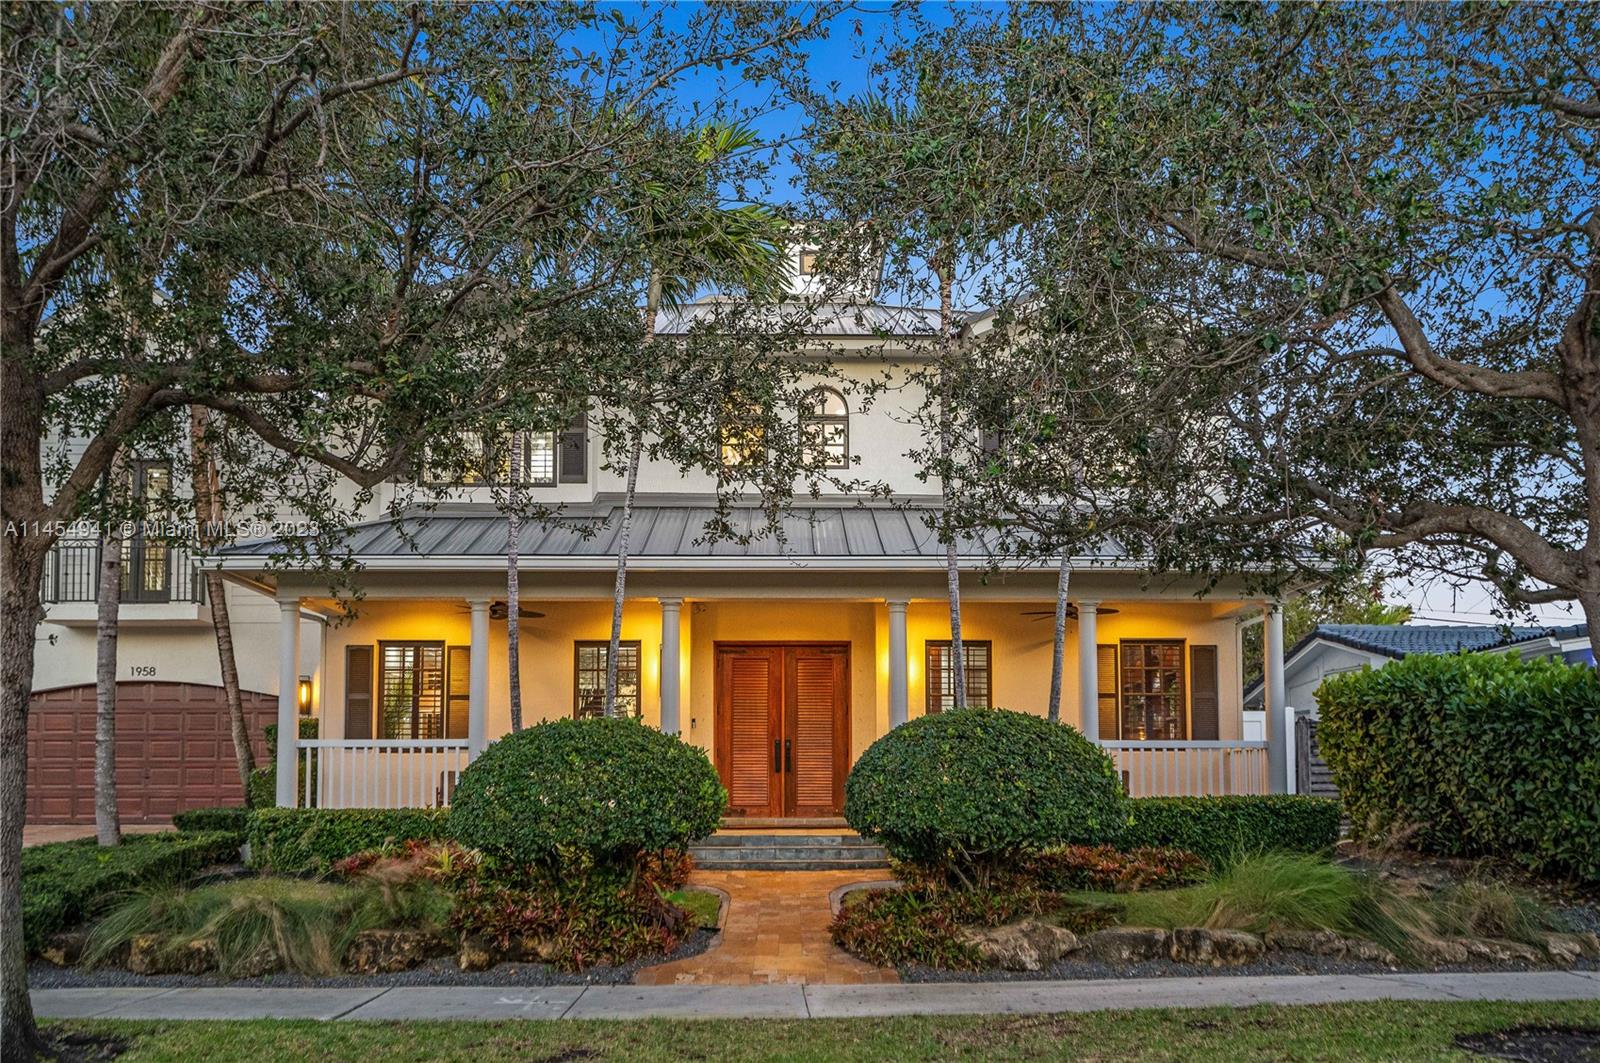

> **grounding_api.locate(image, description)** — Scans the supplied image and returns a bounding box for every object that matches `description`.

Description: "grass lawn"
[666,887,723,929]
[50,1000,1600,1062]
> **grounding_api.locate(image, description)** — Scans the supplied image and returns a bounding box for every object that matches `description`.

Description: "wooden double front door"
[715,643,850,818]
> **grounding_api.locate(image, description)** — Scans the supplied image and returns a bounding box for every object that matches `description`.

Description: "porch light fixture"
[297,675,313,715]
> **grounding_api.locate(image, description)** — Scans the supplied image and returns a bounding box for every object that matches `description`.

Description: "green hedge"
[845,708,1127,882]
[251,719,320,809]
[21,831,244,954]
[1119,796,1343,866]
[1318,652,1600,881]
[171,806,250,834]
[246,807,452,875]
[449,718,725,868]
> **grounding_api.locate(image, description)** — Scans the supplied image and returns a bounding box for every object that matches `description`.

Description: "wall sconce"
[297,675,313,715]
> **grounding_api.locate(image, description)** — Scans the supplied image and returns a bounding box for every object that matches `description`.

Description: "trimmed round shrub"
[449,717,726,868]
[844,708,1126,883]
[1318,653,1600,882]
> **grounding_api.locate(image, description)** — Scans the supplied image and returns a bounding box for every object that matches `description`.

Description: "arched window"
[802,387,849,469]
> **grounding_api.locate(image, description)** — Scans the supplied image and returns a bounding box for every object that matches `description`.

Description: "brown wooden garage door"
[27,682,276,824]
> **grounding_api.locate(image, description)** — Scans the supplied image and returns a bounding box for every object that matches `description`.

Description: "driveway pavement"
[32,970,1600,1021]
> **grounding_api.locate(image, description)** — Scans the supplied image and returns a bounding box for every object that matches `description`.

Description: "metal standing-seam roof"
[217,502,1128,567]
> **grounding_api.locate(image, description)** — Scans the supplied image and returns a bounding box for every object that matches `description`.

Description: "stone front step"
[690,832,889,872]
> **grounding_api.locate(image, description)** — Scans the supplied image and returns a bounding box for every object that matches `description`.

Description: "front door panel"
[717,643,849,818]
[718,646,783,817]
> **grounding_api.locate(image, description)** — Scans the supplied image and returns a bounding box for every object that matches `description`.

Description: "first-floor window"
[574,640,641,719]
[379,641,446,739]
[1119,640,1186,740]
[925,640,992,714]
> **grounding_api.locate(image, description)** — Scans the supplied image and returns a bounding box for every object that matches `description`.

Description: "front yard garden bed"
[28,718,731,991]
[831,708,1600,984]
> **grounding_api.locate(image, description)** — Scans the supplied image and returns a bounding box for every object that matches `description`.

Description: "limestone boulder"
[958,921,1079,972]
[344,929,448,974]
[1080,927,1170,964]
[40,930,89,967]
[1170,927,1264,967]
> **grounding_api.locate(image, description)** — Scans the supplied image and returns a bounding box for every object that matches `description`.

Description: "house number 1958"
[129,665,157,677]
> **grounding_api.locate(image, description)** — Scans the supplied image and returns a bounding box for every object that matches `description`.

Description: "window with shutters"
[1119,640,1186,740]
[574,641,641,719]
[924,640,992,714]
[378,641,446,739]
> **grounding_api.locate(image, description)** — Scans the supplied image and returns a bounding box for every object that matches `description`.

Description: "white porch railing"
[299,739,471,809]
[1101,740,1270,797]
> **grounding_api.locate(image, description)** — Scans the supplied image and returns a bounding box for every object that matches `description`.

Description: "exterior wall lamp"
[297,675,313,715]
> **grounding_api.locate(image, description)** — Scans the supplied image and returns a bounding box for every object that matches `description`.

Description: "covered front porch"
[253,574,1295,812]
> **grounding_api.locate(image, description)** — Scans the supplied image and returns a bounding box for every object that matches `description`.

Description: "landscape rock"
[230,943,281,979]
[958,922,1079,972]
[457,936,496,972]
[40,930,89,967]
[1414,937,1472,965]
[1341,938,1400,966]
[345,929,448,974]
[127,934,216,975]
[1081,927,1170,964]
[1263,929,1344,957]
[1459,938,1543,966]
[1263,929,1397,966]
[1537,933,1586,966]
[1169,927,1264,967]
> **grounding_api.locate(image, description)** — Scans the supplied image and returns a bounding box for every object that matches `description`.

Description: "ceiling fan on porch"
[1020,605,1119,621]
[454,601,546,621]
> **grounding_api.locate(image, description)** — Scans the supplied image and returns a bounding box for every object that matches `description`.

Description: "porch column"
[467,597,490,758]
[659,597,682,735]
[1076,600,1100,742]
[887,599,909,728]
[1265,601,1289,793]
[275,597,301,807]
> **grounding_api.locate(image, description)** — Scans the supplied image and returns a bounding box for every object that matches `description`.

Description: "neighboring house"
[1245,622,1595,719]
[28,249,1303,824]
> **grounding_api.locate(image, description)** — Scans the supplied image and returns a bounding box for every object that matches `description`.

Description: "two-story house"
[27,250,1298,825]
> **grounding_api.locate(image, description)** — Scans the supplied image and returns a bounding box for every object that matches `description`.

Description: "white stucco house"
[28,248,1304,824]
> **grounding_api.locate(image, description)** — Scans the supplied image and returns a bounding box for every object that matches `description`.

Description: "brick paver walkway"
[638,869,897,986]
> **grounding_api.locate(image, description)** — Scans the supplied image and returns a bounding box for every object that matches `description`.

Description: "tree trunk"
[605,427,645,719]
[95,522,123,847]
[935,251,966,710]
[507,449,524,733]
[190,407,252,788]
[1,538,49,1061]
[1580,588,1600,669]
[1048,554,1072,724]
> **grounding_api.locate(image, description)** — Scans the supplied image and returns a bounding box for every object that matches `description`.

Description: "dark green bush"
[1119,795,1342,866]
[254,719,320,809]
[246,768,274,810]
[21,831,244,954]
[247,807,451,875]
[172,806,249,834]
[1318,653,1600,881]
[448,717,725,868]
[844,708,1126,884]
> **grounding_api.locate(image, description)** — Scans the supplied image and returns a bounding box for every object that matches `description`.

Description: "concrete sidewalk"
[32,970,1600,1022]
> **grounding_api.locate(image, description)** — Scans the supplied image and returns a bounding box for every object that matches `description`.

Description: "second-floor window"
[719,404,766,469]
[801,388,849,469]
[424,424,585,487]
